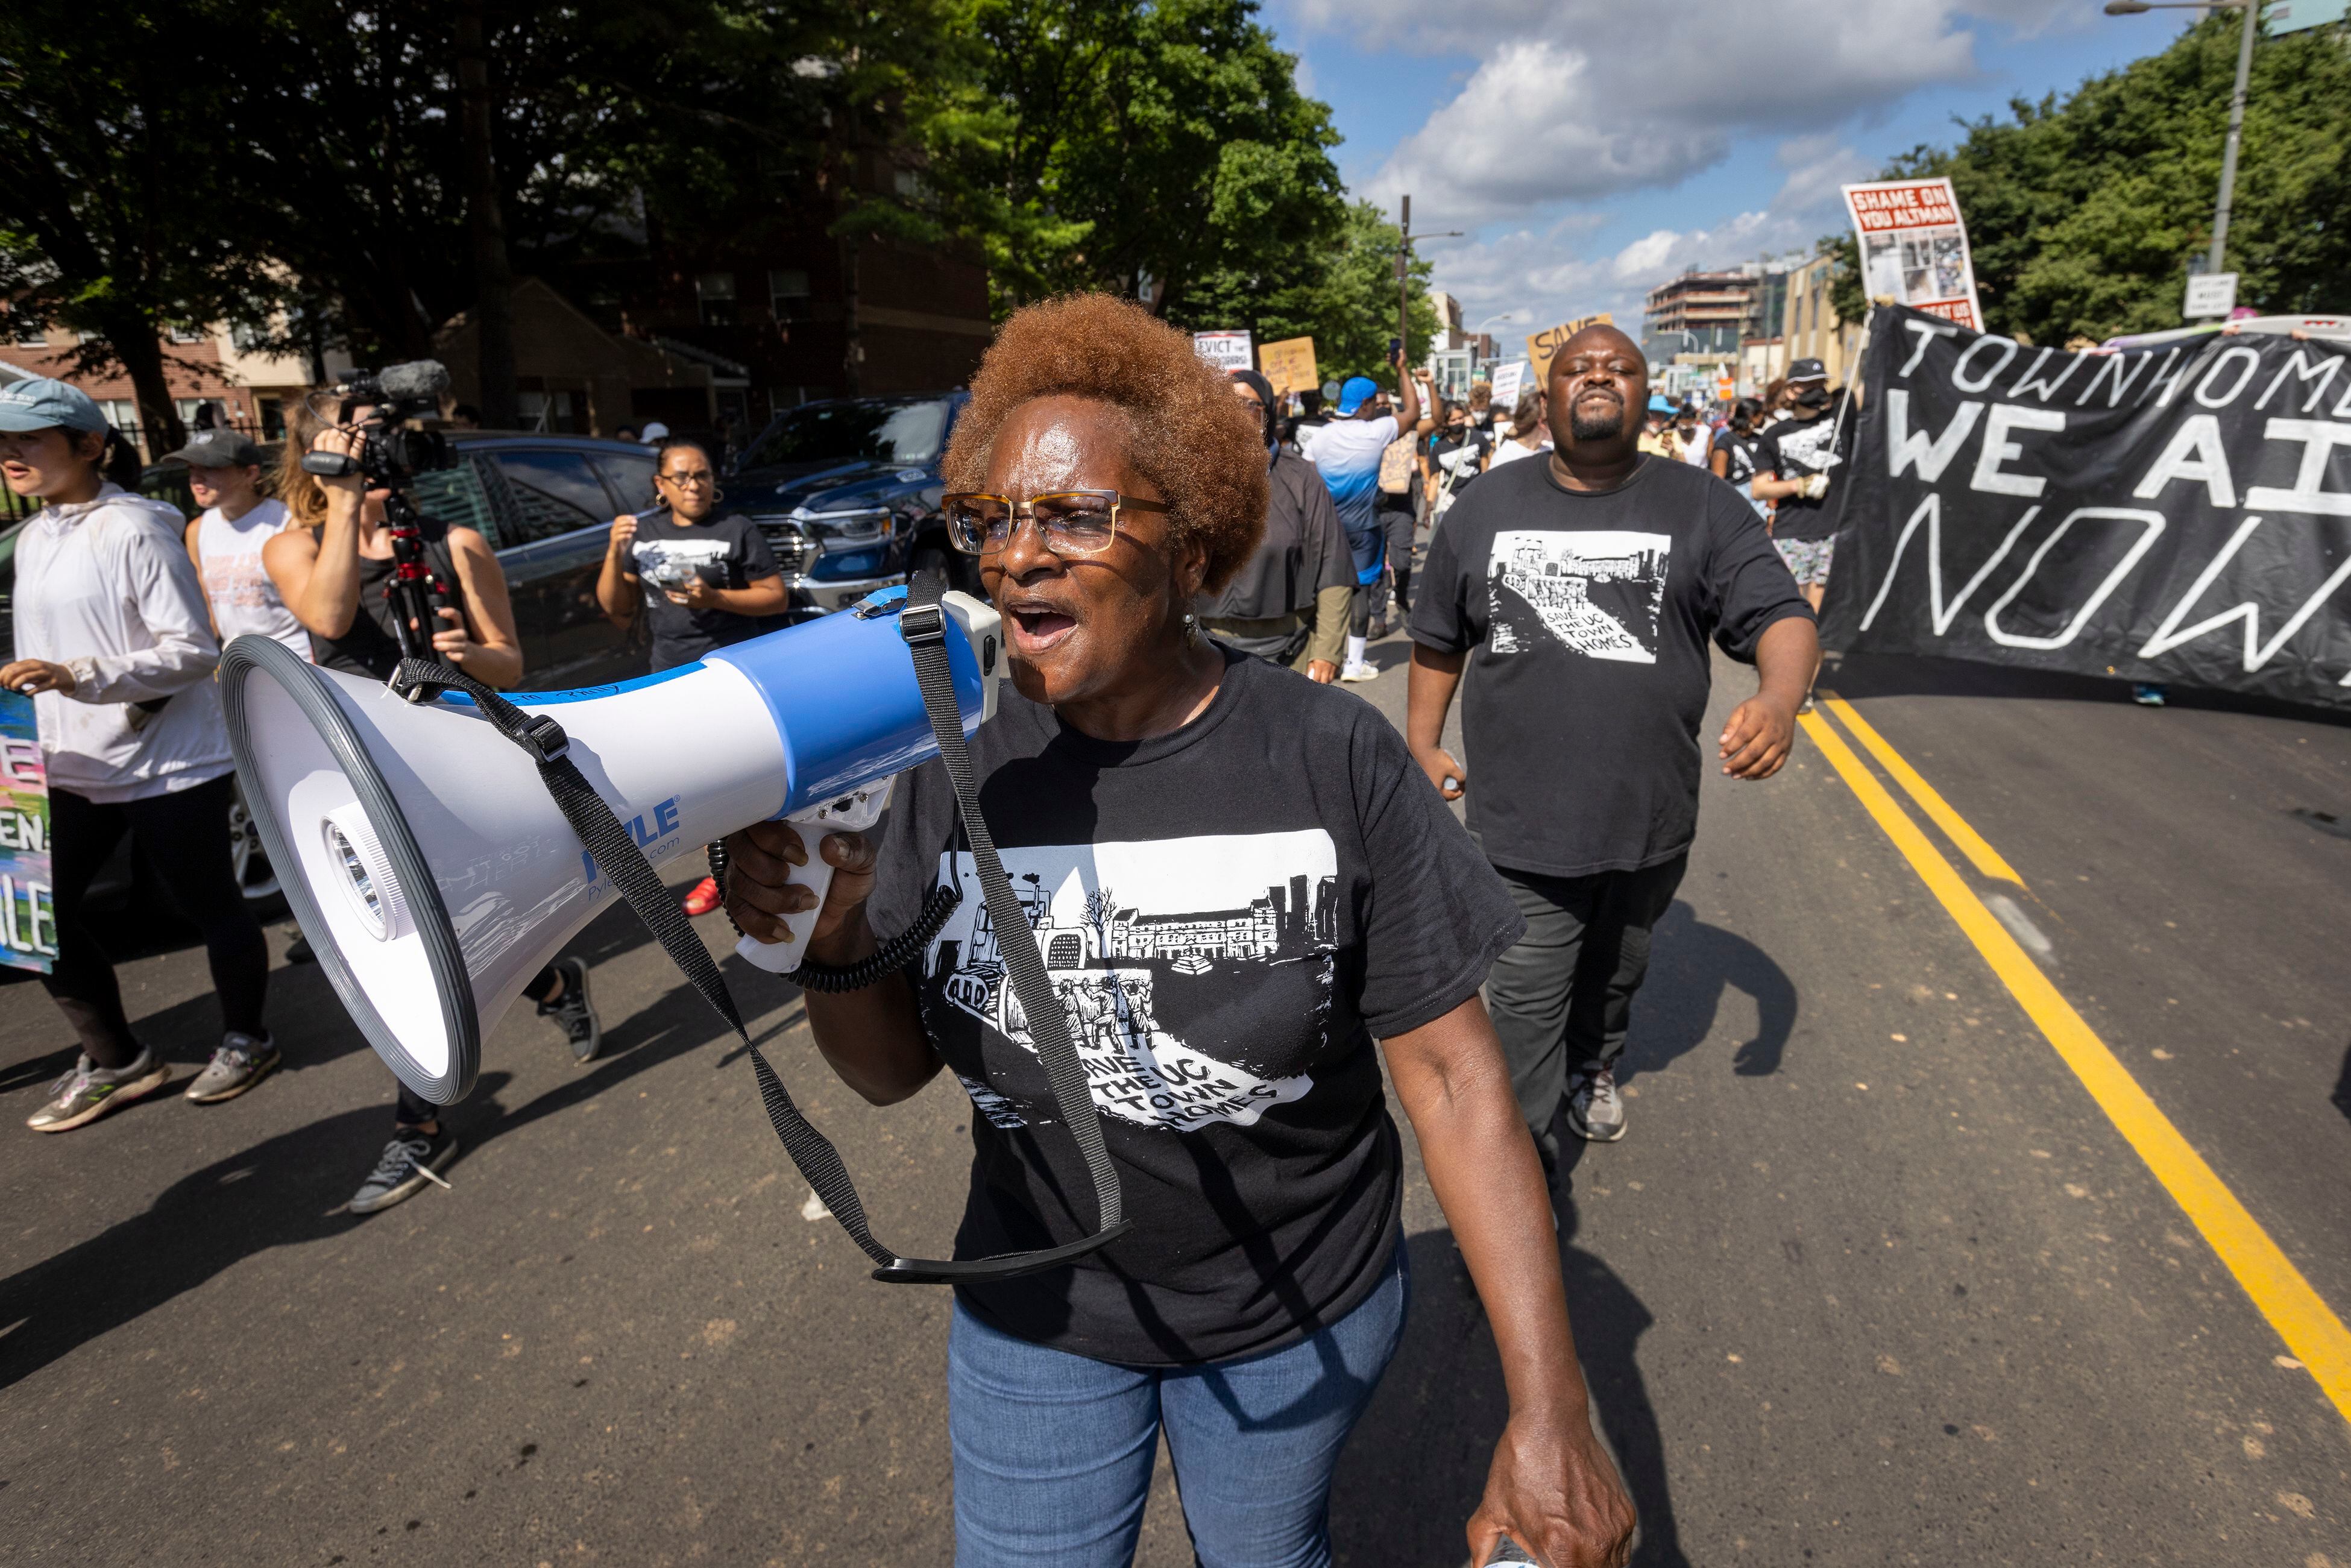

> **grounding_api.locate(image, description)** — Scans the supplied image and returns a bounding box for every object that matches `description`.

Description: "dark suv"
[724,392,979,612]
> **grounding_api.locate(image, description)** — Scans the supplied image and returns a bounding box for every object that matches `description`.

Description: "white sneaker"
[1339,663,1379,682]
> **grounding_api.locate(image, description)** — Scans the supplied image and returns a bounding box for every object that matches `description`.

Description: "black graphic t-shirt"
[628,511,778,670]
[863,648,1523,1365]
[1752,405,1843,541]
[1410,455,1812,878]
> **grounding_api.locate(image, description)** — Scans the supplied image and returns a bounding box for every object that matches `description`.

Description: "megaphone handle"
[732,780,895,977]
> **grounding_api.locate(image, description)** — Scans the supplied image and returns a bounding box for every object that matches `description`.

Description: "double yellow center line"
[1801,694,2351,1425]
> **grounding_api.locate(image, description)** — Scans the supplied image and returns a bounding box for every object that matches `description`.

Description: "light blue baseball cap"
[0,377,108,433]
[1335,376,1379,417]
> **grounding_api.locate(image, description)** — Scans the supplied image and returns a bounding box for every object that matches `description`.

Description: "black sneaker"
[538,956,600,1065]
[348,1126,459,1215]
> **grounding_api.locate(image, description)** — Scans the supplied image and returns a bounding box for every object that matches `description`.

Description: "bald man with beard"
[1406,323,1819,1158]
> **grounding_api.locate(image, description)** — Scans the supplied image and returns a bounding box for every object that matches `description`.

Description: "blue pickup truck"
[723,390,979,614]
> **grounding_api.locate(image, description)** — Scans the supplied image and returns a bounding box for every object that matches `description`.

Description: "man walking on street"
[1751,357,1843,616]
[1199,370,1352,681]
[1406,323,1818,1157]
[1307,351,1424,681]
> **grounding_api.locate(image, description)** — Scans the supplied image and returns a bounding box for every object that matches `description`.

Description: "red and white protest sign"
[1842,178,1983,332]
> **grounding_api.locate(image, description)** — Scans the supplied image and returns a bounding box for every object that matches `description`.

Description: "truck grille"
[755,519,814,576]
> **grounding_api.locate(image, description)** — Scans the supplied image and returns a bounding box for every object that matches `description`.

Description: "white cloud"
[1424,145,1866,339]
[1344,1,2073,230]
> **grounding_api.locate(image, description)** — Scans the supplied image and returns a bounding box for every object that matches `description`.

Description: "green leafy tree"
[0,0,290,452]
[881,0,1351,327]
[1181,199,1436,386]
[1837,14,2350,343]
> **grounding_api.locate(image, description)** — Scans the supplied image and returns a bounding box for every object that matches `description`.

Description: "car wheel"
[910,540,978,597]
[228,784,282,904]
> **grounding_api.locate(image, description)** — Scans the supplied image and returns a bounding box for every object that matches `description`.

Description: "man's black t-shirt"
[628,511,778,670]
[1752,405,1843,542]
[1409,455,1811,878]
[862,649,1523,1365]
[1201,449,1350,625]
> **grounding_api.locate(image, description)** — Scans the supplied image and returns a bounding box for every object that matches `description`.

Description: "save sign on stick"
[0,691,55,974]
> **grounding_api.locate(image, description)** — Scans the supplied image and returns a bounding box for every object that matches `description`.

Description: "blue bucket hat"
[1335,376,1379,417]
[1646,394,1674,414]
[0,376,108,433]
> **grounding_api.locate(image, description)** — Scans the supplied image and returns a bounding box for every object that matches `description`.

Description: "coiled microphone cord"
[705,839,960,993]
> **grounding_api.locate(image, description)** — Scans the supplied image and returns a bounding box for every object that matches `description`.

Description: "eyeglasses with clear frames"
[940,490,1170,556]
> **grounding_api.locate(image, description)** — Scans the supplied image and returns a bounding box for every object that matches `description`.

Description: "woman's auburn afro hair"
[942,293,1268,596]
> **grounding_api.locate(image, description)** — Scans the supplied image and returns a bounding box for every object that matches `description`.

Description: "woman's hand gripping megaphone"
[722,776,897,975]
[723,819,878,960]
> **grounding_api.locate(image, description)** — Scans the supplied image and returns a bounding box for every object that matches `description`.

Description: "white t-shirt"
[1678,429,1711,466]
[1487,435,1549,470]
[195,499,310,658]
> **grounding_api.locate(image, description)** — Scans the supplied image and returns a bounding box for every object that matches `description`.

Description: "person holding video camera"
[266,396,602,1212]
[595,435,785,917]
[1,379,279,1131]
[723,296,1635,1568]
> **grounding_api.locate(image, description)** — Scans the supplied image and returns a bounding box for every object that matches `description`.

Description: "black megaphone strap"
[386,571,1130,1285]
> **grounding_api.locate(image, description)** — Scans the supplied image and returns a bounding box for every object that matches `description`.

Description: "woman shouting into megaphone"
[722,296,1635,1568]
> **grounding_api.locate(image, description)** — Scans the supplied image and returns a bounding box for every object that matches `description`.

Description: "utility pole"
[2210,0,2256,274]
[455,0,516,429]
[1394,195,1461,386]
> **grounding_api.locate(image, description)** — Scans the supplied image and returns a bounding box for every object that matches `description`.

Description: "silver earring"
[1183,611,1201,647]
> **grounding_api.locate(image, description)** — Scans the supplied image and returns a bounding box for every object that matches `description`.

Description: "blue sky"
[1257,0,2207,335]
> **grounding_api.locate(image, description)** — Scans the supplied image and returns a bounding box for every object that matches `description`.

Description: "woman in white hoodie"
[0,379,274,1132]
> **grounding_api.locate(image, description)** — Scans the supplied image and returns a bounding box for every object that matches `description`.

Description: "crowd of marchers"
[6,297,1833,1567]
[0,376,770,1215]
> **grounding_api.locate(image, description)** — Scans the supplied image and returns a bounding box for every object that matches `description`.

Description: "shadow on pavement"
[2333,1041,2351,1126]
[1329,1145,1685,1567]
[0,1106,375,1392]
[1827,649,2351,728]
[1625,901,1798,1081]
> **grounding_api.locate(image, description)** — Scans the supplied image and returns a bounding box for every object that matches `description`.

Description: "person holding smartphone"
[595,435,785,916]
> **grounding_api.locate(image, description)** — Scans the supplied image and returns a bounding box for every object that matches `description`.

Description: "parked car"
[725,392,981,611]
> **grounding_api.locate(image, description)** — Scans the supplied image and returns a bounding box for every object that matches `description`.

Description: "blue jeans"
[948,1243,1410,1567]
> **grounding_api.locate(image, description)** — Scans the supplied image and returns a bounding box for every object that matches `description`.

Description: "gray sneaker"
[348,1127,460,1215]
[1566,1065,1628,1143]
[537,956,601,1065]
[183,1032,281,1104]
[26,1048,169,1133]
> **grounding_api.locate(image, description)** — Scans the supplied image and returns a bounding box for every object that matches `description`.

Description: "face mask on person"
[1793,384,1830,410]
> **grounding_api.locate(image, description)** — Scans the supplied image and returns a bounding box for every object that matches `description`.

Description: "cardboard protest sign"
[1257,337,1319,398]
[1842,178,1983,331]
[1487,360,1528,411]
[1525,313,1614,381]
[1192,330,1253,373]
[0,691,54,974]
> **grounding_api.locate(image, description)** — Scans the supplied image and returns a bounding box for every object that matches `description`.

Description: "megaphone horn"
[221,587,1002,1107]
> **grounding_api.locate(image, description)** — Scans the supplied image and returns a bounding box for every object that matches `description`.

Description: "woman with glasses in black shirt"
[723,295,1634,1568]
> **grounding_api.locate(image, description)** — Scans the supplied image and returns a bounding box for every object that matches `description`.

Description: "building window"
[166,323,207,345]
[696,272,737,327]
[7,312,43,346]
[769,269,811,322]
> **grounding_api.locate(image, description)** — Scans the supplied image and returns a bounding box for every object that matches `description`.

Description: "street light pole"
[2210,0,2256,273]
[2102,0,2259,275]
[1394,195,1462,385]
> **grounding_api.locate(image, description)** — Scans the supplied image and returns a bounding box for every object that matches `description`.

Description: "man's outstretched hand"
[1717,693,1797,779]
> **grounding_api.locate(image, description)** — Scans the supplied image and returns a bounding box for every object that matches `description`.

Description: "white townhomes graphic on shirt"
[923,830,1339,1133]
[1487,529,1672,664]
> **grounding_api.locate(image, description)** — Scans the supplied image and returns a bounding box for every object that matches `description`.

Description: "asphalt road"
[3,620,2348,1567]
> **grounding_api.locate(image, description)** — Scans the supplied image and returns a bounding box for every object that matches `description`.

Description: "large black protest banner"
[1818,306,2351,710]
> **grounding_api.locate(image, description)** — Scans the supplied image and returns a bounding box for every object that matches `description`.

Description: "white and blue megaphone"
[219,587,1002,1107]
